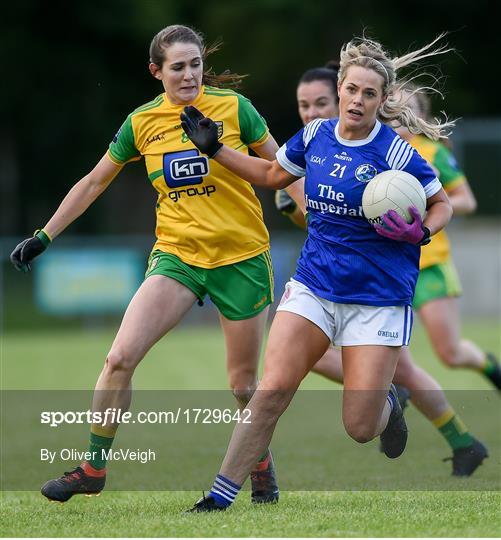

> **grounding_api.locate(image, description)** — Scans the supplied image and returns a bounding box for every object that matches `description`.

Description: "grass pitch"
[2,491,500,537]
[1,320,500,537]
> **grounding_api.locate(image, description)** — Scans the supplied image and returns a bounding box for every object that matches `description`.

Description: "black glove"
[275,189,298,215]
[10,229,51,272]
[180,106,222,158]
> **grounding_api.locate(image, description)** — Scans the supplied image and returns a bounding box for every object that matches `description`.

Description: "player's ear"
[149,63,163,80]
[378,93,388,114]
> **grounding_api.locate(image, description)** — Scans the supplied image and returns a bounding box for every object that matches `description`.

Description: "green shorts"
[145,250,274,320]
[413,259,462,310]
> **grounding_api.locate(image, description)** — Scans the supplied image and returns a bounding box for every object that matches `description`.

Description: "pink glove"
[374,207,430,245]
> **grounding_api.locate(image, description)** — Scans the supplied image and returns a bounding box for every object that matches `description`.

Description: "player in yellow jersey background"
[274,64,492,475]
[11,25,279,503]
[393,89,500,390]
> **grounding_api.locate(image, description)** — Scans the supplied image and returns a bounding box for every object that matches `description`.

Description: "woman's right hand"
[10,230,51,272]
[180,106,223,158]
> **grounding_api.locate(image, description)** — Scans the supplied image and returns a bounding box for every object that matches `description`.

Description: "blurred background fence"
[1,216,499,331]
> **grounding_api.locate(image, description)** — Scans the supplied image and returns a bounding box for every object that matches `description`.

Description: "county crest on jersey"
[276,118,442,306]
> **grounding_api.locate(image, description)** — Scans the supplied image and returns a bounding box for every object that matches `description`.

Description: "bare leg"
[311,346,344,383]
[219,312,330,485]
[419,297,486,369]
[394,347,450,419]
[219,308,276,500]
[311,342,481,449]
[92,275,196,424]
[342,345,401,442]
[219,307,269,407]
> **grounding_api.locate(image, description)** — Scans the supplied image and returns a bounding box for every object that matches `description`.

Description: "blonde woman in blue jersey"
[181,35,455,511]
[277,65,489,477]
[10,25,279,504]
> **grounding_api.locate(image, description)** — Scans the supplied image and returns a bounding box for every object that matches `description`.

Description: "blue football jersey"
[276,118,442,306]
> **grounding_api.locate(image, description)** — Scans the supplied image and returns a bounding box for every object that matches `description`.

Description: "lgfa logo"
[355,164,377,183]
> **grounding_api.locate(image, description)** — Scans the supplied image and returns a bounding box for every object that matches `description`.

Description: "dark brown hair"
[298,62,340,103]
[149,25,246,88]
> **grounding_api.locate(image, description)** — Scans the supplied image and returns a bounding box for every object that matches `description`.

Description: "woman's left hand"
[374,207,430,245]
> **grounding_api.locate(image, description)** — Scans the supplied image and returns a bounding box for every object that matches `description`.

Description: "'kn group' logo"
[163,149,209,188]
[355,163,377,183]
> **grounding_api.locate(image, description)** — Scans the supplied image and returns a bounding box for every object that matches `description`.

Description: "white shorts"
[276,279,413,347]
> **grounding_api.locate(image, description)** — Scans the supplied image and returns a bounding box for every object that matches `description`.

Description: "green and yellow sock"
[88,424,116,470]
[479,353,497,376]
[432,408,474,450]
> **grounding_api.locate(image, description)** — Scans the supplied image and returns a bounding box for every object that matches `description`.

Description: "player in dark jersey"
[181,35,455,511]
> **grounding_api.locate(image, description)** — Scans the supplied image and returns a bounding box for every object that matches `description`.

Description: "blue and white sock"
[209,474,241,508]
[387,389,397,412]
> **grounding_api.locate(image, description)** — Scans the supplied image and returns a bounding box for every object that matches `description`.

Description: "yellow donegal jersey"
[409,135,466,269]
[107,86,270,268]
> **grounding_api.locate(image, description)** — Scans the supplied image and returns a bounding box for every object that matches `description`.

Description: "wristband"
[34,229,52,247]
[207,142,223,159]
[419,226,431,246]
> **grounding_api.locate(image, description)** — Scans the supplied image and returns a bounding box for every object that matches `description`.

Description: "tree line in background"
[1,0,497,236]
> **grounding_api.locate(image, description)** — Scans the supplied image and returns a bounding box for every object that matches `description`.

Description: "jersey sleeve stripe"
[387,139,405,167]
[386,136,402,165]
[302,122,313,145]
[276,145,306,177]
[303,119,320,144]
[391,142,410,168]
[248,131,270,148]
[424,177,442,198]
[387,137,412,168]
[107,149,124,165]
[303,119,326,146]
[395,147,413,170]
[387,140,404,167]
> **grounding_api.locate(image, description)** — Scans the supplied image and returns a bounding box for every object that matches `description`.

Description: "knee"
[257,388,292,422]
[251,375,295,419]
[343,419,376,444]
[229,370,258,405]
[436,344,460,367]
[231,386,256,406]
[105,347,136,375]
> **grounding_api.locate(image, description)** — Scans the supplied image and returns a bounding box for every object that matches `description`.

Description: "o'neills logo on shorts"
[378,330,399,338]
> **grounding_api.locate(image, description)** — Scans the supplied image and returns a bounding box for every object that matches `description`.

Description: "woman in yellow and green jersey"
[10,25,279,504]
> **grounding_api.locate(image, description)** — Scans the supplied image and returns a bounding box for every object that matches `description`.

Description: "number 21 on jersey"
[329,164,346,178]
